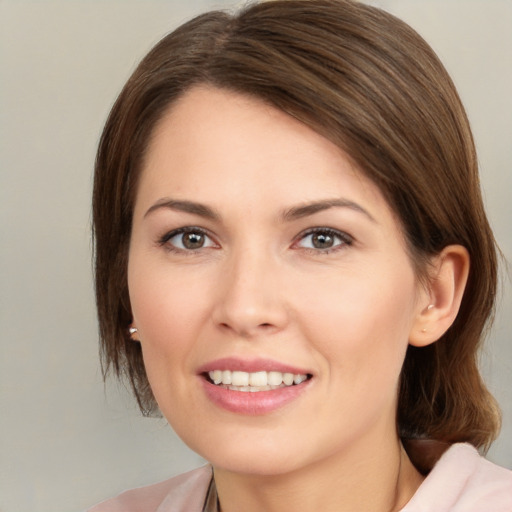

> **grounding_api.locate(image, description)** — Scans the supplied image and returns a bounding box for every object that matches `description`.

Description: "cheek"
[129,255,209,335]
[127,266,215,423]
[127,259,212,385]
[297,263,417,380]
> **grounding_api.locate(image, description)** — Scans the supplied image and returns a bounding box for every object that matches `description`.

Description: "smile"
[199,358,313,414]
[207,370,309,391]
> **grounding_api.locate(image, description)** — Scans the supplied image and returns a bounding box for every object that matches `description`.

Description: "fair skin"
[127,86,469,512]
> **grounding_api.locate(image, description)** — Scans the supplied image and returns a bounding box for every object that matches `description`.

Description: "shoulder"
[402,443,512,512]
[86,465,213,512]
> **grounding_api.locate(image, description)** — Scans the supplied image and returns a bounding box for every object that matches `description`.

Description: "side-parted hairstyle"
[93,0,500,450]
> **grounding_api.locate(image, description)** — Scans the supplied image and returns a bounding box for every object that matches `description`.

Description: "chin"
[210,451,305,477]
[180,428,308,476]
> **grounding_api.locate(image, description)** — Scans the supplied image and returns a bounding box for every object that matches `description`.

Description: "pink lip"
[197,357,313,416]
[197,357,310,375]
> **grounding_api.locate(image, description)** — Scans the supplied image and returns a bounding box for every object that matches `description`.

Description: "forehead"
[146,86,356,176]
[136,86,389,216]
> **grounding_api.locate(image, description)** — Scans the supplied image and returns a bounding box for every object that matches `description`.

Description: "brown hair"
[93,0,500,450]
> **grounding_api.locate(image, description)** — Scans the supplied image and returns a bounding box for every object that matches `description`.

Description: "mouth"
[204,370,312,392]
[198,358,314,414]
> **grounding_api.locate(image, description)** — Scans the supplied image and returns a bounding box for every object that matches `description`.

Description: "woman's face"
[128,86,427,476]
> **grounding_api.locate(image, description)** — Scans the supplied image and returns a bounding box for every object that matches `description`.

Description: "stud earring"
[128,326,140,342]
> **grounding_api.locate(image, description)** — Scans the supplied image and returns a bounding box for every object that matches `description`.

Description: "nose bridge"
[213,240,287,336]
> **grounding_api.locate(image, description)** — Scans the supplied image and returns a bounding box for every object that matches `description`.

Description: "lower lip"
[200,377,311,415]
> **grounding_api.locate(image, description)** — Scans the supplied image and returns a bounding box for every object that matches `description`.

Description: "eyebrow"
[281,198,376,223]
[144,197,375,223]
[144,198,220,221]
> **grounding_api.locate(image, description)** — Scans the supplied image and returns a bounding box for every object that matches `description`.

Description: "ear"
[409,245,470,347]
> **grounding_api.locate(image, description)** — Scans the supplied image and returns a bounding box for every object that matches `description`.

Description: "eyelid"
[158,226,219,251]
[156,225,352,254]
[293,227,354,251]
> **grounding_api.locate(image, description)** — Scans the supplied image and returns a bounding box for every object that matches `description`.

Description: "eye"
[159,227,217,251]
[295,228,352,251]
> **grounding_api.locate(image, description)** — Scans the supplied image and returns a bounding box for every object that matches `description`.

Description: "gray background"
[1,1,510,511]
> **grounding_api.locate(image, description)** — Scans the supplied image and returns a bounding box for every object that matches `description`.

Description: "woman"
[89,0,511,510]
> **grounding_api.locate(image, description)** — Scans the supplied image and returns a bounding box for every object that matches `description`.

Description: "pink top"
[87,443,512,511]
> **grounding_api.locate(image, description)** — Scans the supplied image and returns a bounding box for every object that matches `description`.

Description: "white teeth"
[283,373,294,386]
[231,371,249,386]
[221,370,232,384]
[212,369,222,385]
[208,370,308,390]
[249,371,267,387]
[268,371,283,386]
[294,374,307,384]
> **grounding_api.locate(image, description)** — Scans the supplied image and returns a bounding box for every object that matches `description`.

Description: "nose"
[212,248,289,338]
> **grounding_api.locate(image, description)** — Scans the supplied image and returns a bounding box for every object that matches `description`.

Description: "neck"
[213,436,424,512]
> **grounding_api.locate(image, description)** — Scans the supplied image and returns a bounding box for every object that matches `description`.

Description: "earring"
[129,327,138,335]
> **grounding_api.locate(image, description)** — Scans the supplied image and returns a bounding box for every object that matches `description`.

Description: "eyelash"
[157,226,217,254]
[293,227,353,254]
[157,226,353,254]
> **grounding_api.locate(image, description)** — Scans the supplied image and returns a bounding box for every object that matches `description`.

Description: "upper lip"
[197,357,312,376]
